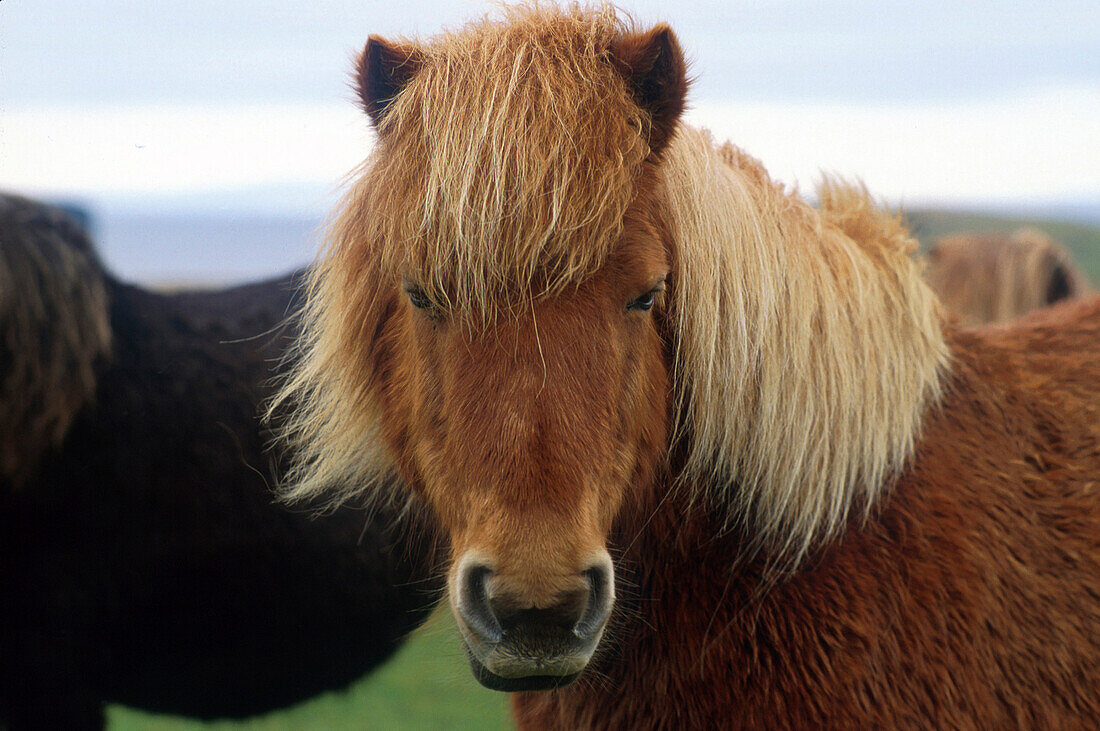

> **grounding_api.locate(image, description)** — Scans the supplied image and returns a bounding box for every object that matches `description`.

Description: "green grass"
[107,611,513,730]
[107,208,1097,730]
[904,208,1100,280]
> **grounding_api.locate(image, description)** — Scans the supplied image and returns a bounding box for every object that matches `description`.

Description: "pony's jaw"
[448,549,614,690]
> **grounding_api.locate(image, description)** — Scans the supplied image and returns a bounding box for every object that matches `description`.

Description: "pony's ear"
[611,25,688,155]
[356,36,423,128]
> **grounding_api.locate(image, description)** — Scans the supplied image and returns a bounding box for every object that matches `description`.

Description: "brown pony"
[926,228,1092,326]
[277,5,1100,727]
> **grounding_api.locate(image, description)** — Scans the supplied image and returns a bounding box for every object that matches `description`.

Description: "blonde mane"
[662,127,949,563]
[276,5,950,567]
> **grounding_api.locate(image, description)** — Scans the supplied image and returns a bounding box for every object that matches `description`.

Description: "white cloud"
[689,85,1100,205]
[0,103,371,206]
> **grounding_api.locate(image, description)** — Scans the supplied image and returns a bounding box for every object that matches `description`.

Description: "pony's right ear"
[611,25,689,155]
[356,36,423,128]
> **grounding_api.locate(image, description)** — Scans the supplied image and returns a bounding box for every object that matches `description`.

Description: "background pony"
[0,193,439,730]
[925,227,1092,325]
[279,5,1100,727]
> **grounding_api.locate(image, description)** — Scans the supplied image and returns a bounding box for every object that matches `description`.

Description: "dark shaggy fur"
[0,194,440,730]
[0,198,110,483]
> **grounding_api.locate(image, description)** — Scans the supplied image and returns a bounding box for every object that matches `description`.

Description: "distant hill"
[905,208,1100,281]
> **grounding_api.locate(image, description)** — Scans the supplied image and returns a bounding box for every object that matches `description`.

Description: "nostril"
[491,588,588,634]
[458,564,502,644]
[574,561,613,640]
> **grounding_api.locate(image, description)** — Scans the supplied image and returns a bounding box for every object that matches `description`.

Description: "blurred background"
[2,1,1097,728]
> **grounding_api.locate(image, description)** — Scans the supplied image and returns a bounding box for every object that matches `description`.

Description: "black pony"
[0,194,439,729]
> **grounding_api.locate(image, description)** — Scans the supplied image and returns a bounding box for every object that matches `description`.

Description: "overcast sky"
[2,0,1098,213]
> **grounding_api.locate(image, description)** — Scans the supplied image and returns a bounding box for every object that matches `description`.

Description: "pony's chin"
[467,652,580,692]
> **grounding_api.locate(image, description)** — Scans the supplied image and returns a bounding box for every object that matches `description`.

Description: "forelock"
[354,4,652,316]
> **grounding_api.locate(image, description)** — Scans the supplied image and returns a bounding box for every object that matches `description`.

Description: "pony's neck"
[660,125,949,567]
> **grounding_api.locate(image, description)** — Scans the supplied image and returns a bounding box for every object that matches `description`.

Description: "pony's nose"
[455,558,614,645]
[491,584,589,636]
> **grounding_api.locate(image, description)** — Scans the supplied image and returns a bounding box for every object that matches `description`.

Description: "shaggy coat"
[515,299,1100,728]
[0,194,439,730]
[279,5,1100,728]
[926,228,1092,325]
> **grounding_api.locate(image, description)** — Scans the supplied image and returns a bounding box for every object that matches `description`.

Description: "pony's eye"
[627,284,665,312]
[406,286,434,311]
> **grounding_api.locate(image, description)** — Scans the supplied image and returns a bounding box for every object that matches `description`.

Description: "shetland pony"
[925,228,1092,325]
[277,6,1100,727]
[0,194,439,730]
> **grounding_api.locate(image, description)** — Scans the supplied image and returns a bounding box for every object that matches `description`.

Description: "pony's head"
[926,228,1092,326]
[0,195,111,486]
[277,4,947,691]
[280,5,684,689]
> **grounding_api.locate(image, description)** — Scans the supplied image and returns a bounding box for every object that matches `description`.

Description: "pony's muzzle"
[453,552,614,691]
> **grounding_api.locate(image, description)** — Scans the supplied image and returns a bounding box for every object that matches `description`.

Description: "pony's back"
[975,295,1100,424]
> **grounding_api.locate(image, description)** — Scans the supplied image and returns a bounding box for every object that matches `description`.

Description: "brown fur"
[0,194,111,484]
[280,4,1100,726]
[517,298,1100,728]
[926,228,1092,326]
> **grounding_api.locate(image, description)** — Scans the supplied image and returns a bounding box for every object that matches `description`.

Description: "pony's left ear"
[611,25,689,155]
[356,36,423,128]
